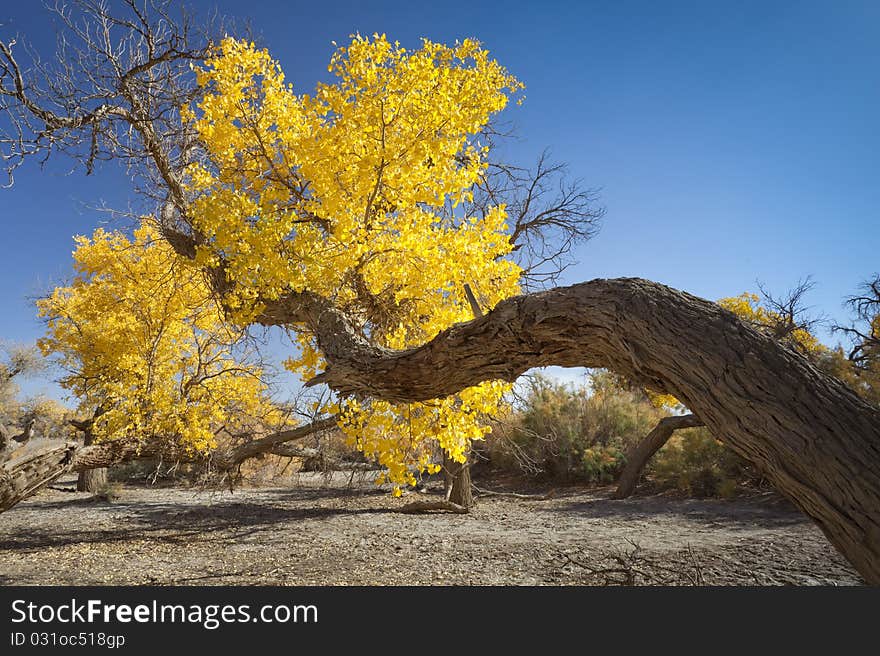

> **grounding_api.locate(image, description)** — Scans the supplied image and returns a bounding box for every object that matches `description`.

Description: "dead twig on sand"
[398,500,469,514]
[472,484,556,501]
[556,539,707,585]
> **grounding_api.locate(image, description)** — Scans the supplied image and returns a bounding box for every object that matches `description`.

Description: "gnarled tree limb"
[0,417,338,511]
[290,277,880,583]
[212,417,338,470]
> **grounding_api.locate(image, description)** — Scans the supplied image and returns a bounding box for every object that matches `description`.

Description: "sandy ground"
[0,473,863,586]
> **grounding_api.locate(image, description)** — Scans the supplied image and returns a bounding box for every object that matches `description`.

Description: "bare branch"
[213,416,338,470]
[755,276,825,350]
[466,149,604,289]
[0,0,222,244]
[398,499,469,514]
[834,273,880,367]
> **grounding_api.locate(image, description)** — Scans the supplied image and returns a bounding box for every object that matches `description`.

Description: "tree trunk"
[76,429,108,492]
[443,451,474,509]
[0,441,79,512]
[0,418,336,512]
[613,414,705,499]
[303,278,880,584]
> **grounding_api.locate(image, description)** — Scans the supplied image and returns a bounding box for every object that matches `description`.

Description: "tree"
[0,343,75,449]
[0,343,46,447]
[0,343,43,423]
[3,3,602,507]
[37,221,286,457]
[0,216,352,507]
[2,4,879,583]
[26,219,347,496]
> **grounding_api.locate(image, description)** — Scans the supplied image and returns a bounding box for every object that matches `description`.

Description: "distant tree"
[832,274,880,405]
[1,344,36,417]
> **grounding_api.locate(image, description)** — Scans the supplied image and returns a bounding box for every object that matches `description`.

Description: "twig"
[472,484,555,500]
[398,500,469,514]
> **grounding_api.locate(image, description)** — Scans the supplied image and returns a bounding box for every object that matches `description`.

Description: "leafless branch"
[834,273,880,367]
[0,0,229,245]
[755,276,824,345]
[468,149,604,289]
[398,499,469,514]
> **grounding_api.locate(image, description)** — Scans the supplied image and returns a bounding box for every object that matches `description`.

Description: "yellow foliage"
[37,222,284,454]
[645,390,681,410]
[717,293,823,356]
[181,35,524,492]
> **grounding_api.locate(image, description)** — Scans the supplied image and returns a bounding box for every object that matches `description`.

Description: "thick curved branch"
[295,277,880,583]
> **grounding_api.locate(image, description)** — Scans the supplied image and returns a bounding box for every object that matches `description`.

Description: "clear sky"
[1,0,878,397]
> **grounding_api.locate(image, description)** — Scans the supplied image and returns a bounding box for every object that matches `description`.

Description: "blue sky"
[1,0,878,398]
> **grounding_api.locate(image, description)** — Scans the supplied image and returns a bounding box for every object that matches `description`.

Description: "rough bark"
[443,452,474,509]
[76,428,108,493]
[212,418,338,470]
[0,418,336,511]
[76,465,108,493]
[293,278,880,584]
[613,414,705,499]
[0,440,78,512]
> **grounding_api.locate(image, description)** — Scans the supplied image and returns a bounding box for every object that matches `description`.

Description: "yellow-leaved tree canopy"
[38,222,286,455]
[175,35,526,492]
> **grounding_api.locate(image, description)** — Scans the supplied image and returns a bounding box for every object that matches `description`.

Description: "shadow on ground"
[543,493,807,530]
[0,487,390,551]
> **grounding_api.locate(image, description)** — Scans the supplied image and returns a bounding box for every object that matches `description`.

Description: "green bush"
[484,372,663,483]
[581,443,627,483]
[647,427,757,497]
[484,371,764,496]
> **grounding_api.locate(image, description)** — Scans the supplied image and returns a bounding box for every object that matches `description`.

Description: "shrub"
[93,482,123,502]
[483,371,765,496]
[484,372,663,483]
[581,443,627,483]
[648,427,758,497]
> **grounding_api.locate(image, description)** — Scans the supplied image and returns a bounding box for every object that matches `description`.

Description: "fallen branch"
[398,500,469,514]
[555,540,706,586]
[472,485,556,500]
